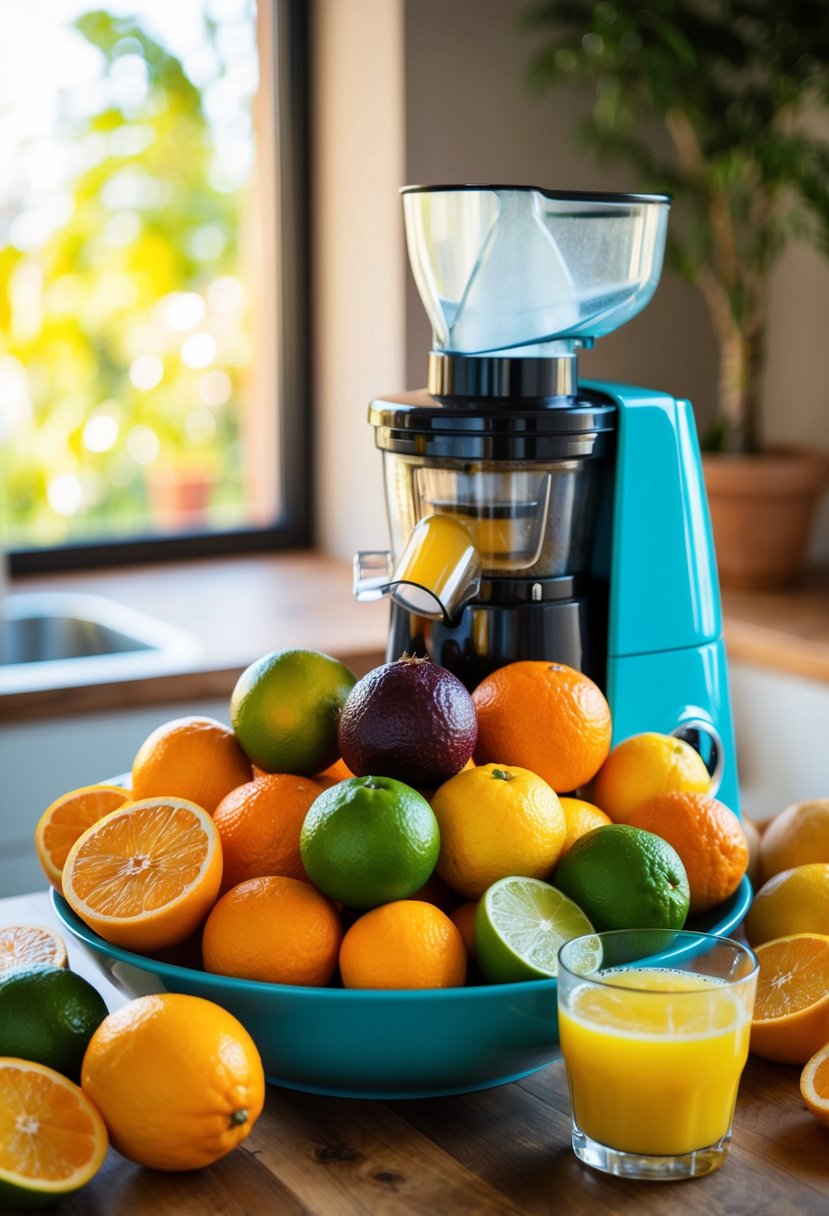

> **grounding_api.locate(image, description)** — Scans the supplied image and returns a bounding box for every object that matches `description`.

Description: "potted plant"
[523,0,829,588]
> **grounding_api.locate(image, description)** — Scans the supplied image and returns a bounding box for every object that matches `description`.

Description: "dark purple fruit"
[337,655,478,788]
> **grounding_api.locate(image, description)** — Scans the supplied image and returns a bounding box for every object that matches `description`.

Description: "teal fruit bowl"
[51,878,752,1100]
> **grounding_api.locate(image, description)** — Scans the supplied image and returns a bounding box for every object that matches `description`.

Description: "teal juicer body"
[355,186,740,813]
[590,378,738,812]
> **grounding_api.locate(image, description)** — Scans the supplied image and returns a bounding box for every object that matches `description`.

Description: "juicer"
[354,186,738,808]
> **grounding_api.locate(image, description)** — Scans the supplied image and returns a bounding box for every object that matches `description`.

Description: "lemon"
[744,863,829,947]
[230,648,357,775]
[474,876,595,983]
[592,732,710,824]
[431,764,566,900]
[760,799,829,882]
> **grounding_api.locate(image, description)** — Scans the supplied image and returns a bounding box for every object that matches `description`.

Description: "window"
[0,0,309,573]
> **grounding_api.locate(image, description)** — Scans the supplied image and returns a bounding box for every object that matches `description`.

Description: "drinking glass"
[557,929,759,1181]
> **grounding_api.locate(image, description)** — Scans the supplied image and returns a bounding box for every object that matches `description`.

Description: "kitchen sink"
[0,591,201,694]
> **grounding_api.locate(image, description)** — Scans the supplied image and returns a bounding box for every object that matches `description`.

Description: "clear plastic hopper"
[402,186,670,354]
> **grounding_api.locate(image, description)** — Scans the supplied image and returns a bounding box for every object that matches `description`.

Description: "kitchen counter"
[2,890,828,1215]
[1,552,389,723]
[3,552,829,726]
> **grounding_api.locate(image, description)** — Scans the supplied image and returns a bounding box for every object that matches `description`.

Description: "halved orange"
[62,798,223,954]
[749,933,829,1064]
[35,783,132,893]
[0,925,67,974]
[801,1043,829,1129]
[0,1057,108,1207]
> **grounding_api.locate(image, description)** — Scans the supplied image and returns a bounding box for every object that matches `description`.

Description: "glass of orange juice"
[557,929,759,1181]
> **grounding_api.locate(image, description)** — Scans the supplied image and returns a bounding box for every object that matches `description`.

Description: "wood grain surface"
[2,892,828,1215]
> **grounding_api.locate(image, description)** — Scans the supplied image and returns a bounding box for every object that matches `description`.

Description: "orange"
[744,863,829,947]
[314,757,357,788]
[62,797,223,953]
[410,871,463,914]
[626,791,749,915]
[760,799,829,882]
[800,1043,829,1129]
[81,992,265,1170]
[230,648,357,776]
[0,1058,108,1207]
[749,934,829,1064]
[471,661,612,793]
[0,925,67,973]
[591,731,711,824]
[559,797,612,856]
[212,772,323,893]
[131,715,252,814]
[34,783,132,893]
[339,900,467,989]
[202,875,342,986]
[430,763,567,900]
[450,901,478,962]
[742,816,764,889]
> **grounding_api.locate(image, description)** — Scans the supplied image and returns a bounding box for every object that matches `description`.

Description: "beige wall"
[310,0,406,558]
[312,0,829,561]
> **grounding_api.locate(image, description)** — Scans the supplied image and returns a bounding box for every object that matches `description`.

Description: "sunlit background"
[0,0,268,548]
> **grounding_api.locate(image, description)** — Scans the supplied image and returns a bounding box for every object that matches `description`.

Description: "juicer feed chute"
[403,186,670,354]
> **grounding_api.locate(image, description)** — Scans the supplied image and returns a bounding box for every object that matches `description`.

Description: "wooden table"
[3,892,828,1215]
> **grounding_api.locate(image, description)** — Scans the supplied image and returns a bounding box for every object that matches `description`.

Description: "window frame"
[8,0,311,576]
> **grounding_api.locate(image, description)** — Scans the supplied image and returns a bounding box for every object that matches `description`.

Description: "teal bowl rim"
[50,875,752,1002]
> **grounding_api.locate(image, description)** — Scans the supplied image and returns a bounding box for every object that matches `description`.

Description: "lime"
[552,823,691,932]
[299,776,440,909]
[474,876,595,983]
[0,965,108,1084]
[230,648,357,775]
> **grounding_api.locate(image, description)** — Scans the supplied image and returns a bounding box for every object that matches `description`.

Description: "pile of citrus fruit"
[0,924,265,1205]
[735,797,829,1133]
[32,648,751,995]
[11,645,829,1198]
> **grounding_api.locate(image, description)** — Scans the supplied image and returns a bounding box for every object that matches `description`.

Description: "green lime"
[299,776,440,909]
[474,876,595,983]
[230,648,357,775]
[553,823,691,932]
[0,966,108,1083]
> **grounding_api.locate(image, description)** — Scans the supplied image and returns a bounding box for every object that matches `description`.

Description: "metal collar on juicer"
[427,352,578,401]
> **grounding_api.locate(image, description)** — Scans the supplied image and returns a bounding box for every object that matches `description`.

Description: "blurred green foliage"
[0,7,255,548]
[524,0,829,453]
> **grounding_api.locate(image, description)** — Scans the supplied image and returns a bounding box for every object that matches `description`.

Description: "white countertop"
[0,890,126,1012]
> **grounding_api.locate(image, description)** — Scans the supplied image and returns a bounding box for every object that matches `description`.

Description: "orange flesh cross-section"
[755,936,829,1019]
[0,1066,99,1182]
[69,804,210,915]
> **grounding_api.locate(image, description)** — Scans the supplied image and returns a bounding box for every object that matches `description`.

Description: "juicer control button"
[671,720,724,798]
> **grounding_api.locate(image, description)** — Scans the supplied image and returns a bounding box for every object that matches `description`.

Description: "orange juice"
[391,514,479,617]
[558,967,752,1156]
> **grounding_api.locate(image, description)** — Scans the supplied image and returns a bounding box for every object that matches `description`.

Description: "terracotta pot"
[702,446,829,591]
